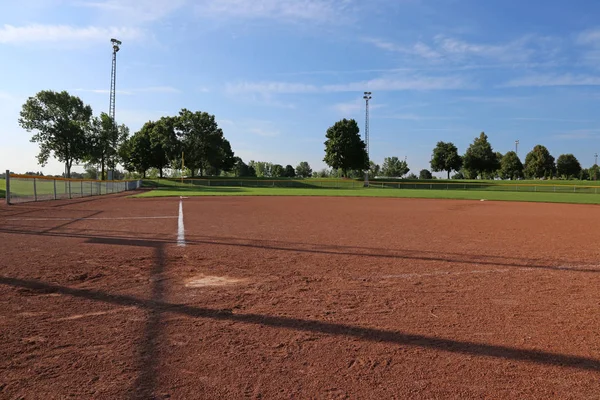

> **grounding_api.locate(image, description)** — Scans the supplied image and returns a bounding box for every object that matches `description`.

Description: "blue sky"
[2,0,600,176]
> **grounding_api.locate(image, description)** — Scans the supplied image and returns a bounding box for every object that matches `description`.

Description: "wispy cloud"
[552,129,600,140]
[195,0,356,22]
[503,73,600,87]
[249,127,279,137]
[227,75,470,94]
[75,86,180,95]
[0,24,143,44]
[511,117,593,123]
[75,0,186,23]
[332,99,385,114]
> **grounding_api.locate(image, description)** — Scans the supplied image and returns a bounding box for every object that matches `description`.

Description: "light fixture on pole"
[109,38,121,180]
[363,91,372,187]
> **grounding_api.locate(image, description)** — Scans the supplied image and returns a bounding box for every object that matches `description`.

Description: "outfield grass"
[0,179,5,198]
[134,185,600,205]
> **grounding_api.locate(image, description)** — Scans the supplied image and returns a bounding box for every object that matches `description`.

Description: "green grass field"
[134,185,600,205]
[0,179,5,198]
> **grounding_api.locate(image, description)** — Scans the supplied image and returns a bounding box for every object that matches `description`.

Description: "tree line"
[18,91,599,181]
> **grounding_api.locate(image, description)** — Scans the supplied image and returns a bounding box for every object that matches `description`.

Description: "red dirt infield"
[1,194,600,398]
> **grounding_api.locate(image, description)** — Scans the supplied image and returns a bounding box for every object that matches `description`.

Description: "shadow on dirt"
[2,274,600,375]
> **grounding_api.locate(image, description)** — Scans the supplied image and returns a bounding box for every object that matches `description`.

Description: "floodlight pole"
[109,38,122,180]
[595,152,598,181]
[515,140,519,156]
[363,91,372,187]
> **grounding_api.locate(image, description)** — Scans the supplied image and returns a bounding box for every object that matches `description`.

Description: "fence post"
[68,181,72,199]
[574,185,576,193]
[90,181,93,196]
[33,178,38,201]
[81,181,84,197]
[53,179,57,200]
[5,170,10,205]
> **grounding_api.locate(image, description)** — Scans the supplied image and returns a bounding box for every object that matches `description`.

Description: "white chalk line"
[6,216,178,221]
[177,197,186,247]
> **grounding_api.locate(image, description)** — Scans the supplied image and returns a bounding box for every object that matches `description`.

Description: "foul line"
[177,197,186,247]
[5,216,178,221]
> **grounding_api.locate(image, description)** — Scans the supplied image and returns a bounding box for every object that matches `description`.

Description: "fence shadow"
[1,275,600,374]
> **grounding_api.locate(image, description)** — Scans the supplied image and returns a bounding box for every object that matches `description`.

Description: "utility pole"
[109,38,121,180]
[363,91,372,187]
[515,139,519,156]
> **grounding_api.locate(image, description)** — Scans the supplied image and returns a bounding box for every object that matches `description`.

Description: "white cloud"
[227,75,469,94]
[195,0,356,22]
[503,73,600,87]
[577,29,600,45]
[332,99,385,114]
[75,86,180,94]
[75,0,186,23]
[0,24,143,44]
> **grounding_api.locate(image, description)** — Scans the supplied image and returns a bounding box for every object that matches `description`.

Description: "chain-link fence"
[5,172,142,204]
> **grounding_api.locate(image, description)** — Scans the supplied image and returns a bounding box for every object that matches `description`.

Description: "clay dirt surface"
[1,194,600,399]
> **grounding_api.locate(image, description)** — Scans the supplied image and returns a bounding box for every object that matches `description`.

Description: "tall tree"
[283,165,296,178]
[120,127,153,178]
[590,164,600,181]
[556,154,582,179]
[369,161,380,178]
[19,90,93,178]
[87,113,129,180]
[323,118,369,177]
[146,118,179,178]
[176,109,235,177]
[431,141,463,179]
[381,157,409,177]
[462,132,499,179]
[524,145,556,179]
[296,161,312,178]
[499,151,523,180]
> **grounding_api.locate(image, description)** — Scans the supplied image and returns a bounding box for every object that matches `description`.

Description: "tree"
[232,157,255,177]
[249,161,273,178]
[176,109,235,177]
[590,164,600,181]
[406,173,418,180]
[431,141,463,179]
[499,151,523,180]
[272,164,284,178]
[556,154,582,179]
[283,165,296,178]
[524,145,556,179]
[419,169,433,179]
[87,113,129,180]
[452,171,465,179]
[381,157,409,177]
[19,90,93,178]
[296,161,312,178]
[462,132,499,179]
[369,161,380,178]
[579,168,590,181]
[323,118,369,177]
[140,118,179,178]
[120,128,153,178]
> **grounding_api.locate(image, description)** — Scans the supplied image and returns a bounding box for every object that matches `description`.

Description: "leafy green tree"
[431,141,463,179]
[142,118,179,178]
[283,165,296,178]
[296,161,312,178]
[406,173,418,180]
[369,161,380,178]
[232,157,255,177]
[524,145,556,179]
[419,169,433,179]
[381,156,409,177]
[589,164,600,181]
[323,118,369,177]
[462,132,499,179]
[556,154,582,179]
[452,171,465,179]
[272,164,284,178]
[176,109,234,177]
[87,113,129,180]
[119,128,153,178]
[499,151,523,180]
[249,161,273,177]
[579,168,590,181]
[19,90,93,178]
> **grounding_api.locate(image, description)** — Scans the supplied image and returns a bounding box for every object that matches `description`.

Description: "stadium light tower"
[363,91,372,187]
[109,38,121,180]
[515,139,519,156]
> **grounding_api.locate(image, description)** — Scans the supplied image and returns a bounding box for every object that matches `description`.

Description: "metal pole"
[33,178,37,201]
[53,179,57,200]
[109,38,122,181]
[5,170,10,205]
[363,91,372,187]
[515,140,519,155]
[595,153,598,181]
